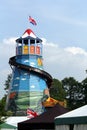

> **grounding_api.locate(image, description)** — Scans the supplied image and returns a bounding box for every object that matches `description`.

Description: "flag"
[27,108,38,118]
[29,16,37,25]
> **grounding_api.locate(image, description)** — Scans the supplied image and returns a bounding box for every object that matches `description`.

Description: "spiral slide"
[9,56,53,88]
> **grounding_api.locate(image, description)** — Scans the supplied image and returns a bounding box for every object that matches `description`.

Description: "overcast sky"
[1,0,87,99]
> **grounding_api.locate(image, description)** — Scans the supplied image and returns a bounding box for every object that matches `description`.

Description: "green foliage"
[4,74,12,91]
[0,97,6,123]
[62,77,84,110]
[0,97,13,124]
[0,74,12,123]
[0,97,6,116]
[50,78,66,101]
[81,78,87,104]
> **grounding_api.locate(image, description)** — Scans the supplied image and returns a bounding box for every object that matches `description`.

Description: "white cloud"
[0,37,17,59]
[43,39,87,81]
[42,38,58,47]
[65,47,87,55]
[3,37,16,45]
[0,37,17,99]
[0,68,11,99]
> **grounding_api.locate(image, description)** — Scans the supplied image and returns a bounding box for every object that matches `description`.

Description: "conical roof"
[22,29,36,38]
[16,29,42,43]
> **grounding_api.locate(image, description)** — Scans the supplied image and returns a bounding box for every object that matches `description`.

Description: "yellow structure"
[42,97,66,108]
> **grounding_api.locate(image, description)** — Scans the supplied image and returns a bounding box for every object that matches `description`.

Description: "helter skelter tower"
[6,29,52,116]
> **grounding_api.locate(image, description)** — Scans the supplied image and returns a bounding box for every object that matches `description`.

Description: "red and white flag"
[27,108,38,118]
[29,16,37,25]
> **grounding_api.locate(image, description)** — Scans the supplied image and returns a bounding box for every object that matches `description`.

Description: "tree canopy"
[50,78,66,101]
[62,77,84,110]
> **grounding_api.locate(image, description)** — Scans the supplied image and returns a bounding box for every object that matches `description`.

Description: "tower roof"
[22,29,36,38]
[16,29,42,43]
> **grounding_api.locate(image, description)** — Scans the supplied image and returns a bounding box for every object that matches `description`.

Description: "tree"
[0,74,12,124]
[50,78,66,101]
[0,97,6,123]
[4,74,12,93]
[81,78,87,105]
[62,77,83,110]
[0,97,13,124]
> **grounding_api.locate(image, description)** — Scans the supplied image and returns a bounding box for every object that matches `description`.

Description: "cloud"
[0,68,11,99]
[65,47,87,55]
[42,38,87,81]
[42,38,58,47]
[0,37,16,59]
[3,37,16,45]
[0,37,17,71]
[1,37,87,98]
[0,37,17,99]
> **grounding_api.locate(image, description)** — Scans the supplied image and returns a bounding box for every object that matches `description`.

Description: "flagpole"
[28,15,30,29]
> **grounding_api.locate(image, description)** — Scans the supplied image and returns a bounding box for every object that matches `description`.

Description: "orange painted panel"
[30,46,35,54]
[36,46,40,54]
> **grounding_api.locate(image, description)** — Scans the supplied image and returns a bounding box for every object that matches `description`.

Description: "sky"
[1,0,87,99]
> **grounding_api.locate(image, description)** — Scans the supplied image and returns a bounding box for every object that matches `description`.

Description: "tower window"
[24,39,28,44]
[30,40,35,44]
